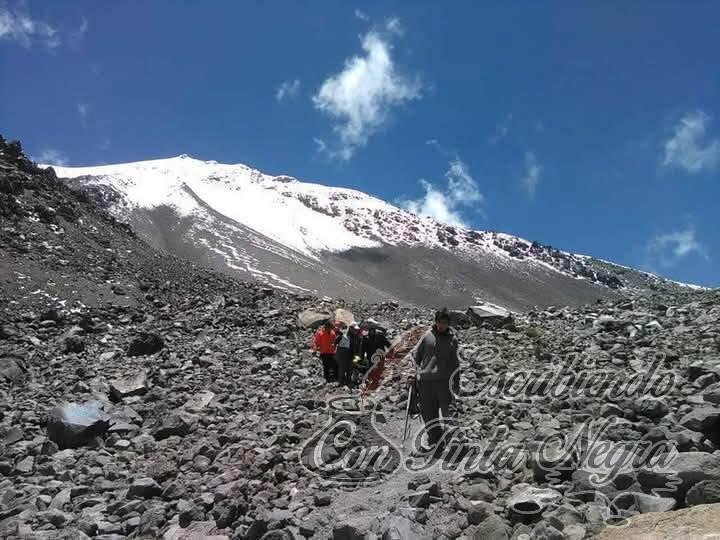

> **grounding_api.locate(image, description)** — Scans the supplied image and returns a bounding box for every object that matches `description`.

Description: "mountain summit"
[53,156,698,310]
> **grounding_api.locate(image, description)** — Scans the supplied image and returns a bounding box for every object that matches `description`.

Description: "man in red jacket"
[312,320,337,383]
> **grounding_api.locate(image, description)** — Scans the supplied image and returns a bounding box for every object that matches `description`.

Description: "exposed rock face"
[1,135,720,538]
[594,503,720,540]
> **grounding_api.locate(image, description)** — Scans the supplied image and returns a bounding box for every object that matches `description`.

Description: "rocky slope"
[52,156,700,311]
[2,136,720,540]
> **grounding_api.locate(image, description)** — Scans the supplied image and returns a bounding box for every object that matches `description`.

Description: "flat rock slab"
[595,502,720,539]
[298,309,331,329]
[183,390,216,412]
[110,371,149,400]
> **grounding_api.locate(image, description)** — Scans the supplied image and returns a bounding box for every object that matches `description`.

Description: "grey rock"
[0,355,27,384]
[298,309,331,329]
[127,477,162,499]
[127,332,164,356]
[153,411,197,440]
[680,407,720,433]
[467,502,494,525]
[686,480,720,506]
[506,484,562,523]
[633,397,670,420]
[46,401,110,449]
[467,514,511,540]
[110,370,150,400]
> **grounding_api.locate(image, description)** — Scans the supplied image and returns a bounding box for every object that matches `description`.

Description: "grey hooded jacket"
[414,326,460,385]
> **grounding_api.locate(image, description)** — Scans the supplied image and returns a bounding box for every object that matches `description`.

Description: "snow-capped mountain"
[52,155,698,310]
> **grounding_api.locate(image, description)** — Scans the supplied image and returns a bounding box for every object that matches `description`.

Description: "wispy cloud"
[399,157,483,227]
[489,113,513,144]
[354,9,369,21]
[312,18,422,160]
[33,148,68,166]
[0,2,59,48]
[662,110,720,173]
[646,226,708,269]
[275,79,301,102]
[77,103,90,125]
[0,3,87,50]
[522,151,541,198]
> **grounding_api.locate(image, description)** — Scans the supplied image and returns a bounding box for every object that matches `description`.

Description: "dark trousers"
[418,379,454,446]
[320,353,337,382]
[336,349,352,387]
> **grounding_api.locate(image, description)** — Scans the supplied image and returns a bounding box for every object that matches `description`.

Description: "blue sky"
[1,1,718,287]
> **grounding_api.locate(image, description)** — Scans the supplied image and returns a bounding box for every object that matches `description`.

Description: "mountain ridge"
[51,154,704,311]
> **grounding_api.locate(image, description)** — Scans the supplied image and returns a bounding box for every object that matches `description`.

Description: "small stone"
[313,491,332,507]
[127,477,162,499]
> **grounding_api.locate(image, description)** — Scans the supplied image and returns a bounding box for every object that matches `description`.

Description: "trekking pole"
[401,383,414,449]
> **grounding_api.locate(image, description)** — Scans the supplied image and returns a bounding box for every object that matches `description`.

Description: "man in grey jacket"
[413,308,461,450]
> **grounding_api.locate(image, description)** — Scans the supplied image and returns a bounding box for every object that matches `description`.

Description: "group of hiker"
[312,307,461,453]
[311,319,391,387]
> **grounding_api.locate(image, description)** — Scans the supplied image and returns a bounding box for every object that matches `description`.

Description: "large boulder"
[46,401,110,449]
[594,502,720,540]
[467,304,513,329]
[686,480,720,506]
[638,451,720,503]
[298,309,331,329]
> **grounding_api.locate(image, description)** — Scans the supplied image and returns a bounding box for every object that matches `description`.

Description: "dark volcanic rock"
[127,332,164,356]
[0,355,27,384]
[127,477,162,499]
[153,411,197,440]
[46,401,110,448]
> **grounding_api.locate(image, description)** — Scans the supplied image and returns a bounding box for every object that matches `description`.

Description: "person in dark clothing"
[336,323,362,387]
[312,320,337,382]
[334,324,351,387]
[412,308,460,450]
[362,327,391,364]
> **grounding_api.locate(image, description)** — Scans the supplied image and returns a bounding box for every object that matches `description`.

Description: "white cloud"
[522,151,541,198]
[354,9,369,21]
[34,148,68,166]
[384,17,403,35]
[0,2,60,49]
[662,110,720,173]
[312,20,422,160]
[646,226,708,268]
[275,79,301,102]
[77,103,90,125]
[399,158,483,227]
[313,137,327,154]
[489,113,513,144]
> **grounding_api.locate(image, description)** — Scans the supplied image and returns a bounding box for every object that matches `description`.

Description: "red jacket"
[312,328,337,355]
